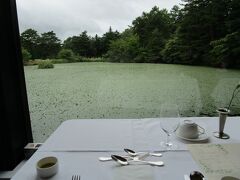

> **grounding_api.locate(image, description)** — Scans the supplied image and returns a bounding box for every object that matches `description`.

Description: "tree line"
[20,27,119,61]
[21,0,240,68]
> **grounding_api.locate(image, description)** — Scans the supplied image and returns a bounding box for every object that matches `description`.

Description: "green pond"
[24,62,240,142]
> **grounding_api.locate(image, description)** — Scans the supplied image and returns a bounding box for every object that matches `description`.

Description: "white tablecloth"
[39,117,240,151]
[12,117,240,180]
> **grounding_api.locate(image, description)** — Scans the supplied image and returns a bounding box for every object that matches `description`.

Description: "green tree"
[227,0,240,33]
[210,32,240,68]
[132,7,173,46]
[107,29,139,63]
[144,28,166,63]
[91,34,104,57]
[173,0,230,65]
[57,49,75,62]
[161,33,183,64]
[19,0,240,68]
[102,27,120,54]
[132,6,173,62]
[63,36,80,55]
[20,28,40,59]
[169,5,183,31]
[77,31,91,56]
[38,31,61,59]
[63,31,91,57]
[208,0,240,68]
[21,48,32,63]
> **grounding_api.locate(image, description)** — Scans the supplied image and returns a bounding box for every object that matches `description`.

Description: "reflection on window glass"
[17,0,240,142]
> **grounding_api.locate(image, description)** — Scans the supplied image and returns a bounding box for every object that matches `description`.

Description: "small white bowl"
[36,156,58,178]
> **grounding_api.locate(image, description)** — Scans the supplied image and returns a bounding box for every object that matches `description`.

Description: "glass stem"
[166,134,170,145]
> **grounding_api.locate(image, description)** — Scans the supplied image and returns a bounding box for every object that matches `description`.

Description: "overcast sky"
[16,0,181,41]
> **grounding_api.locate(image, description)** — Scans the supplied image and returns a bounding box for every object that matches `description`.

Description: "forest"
[21,0,240,68]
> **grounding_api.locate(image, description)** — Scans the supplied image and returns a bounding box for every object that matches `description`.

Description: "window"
[16,0,240,144]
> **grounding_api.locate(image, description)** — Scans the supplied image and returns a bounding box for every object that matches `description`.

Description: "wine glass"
[159,103,180,150]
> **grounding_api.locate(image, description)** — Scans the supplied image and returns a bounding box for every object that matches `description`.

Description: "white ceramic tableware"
[177,120,205,139]
[36,156,59,178]
[176,131,209,141]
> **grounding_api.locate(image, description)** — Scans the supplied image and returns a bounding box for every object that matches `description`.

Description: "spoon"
[99,155,129,161]
[111,155,164,166]
[190,171,205,180]
[124,148,162,157]
[111,155,129,165]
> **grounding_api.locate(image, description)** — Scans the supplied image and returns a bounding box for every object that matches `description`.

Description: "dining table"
[12,117,240,180]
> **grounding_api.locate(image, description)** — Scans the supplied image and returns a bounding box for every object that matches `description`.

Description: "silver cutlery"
[99,149,187,161]
[111,155,164,166]
[98,155,129,161]
[124,148,162,157]
[111,155,129,165]
[99,152,150,162]
[72,175,81,180]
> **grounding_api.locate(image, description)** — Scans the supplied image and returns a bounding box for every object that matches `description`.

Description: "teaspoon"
[111,155,129,165]
[99,155,129,161]
[124,148,162,157]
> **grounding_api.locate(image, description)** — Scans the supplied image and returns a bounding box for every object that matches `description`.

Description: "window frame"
[0,0,33,171]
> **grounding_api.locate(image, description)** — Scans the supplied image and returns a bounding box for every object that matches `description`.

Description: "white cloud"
[16,0,181,41]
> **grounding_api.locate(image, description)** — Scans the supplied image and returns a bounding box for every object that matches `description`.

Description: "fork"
[72,175,81,180]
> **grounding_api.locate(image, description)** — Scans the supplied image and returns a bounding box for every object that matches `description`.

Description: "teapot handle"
[197,125,205,135]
